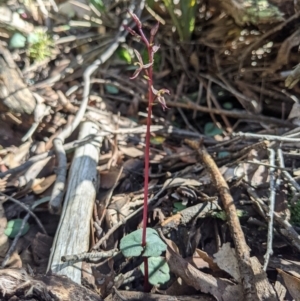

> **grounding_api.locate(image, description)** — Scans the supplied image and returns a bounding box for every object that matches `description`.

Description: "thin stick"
[245,183,300,252]
[233,132,300,142]
[185,139,256,301]
[180,97,292,128]
[192,81,203,119]
[277,148,300,192]
[0,192,47,235]
[61,249,119,262]
[263,148,275,271]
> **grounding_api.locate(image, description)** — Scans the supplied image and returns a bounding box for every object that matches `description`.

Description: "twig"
[0,192,47,235]
[22,93,51,142]
[198,74,256,111]
[233,132,300,142]
[115,268,142,287]
[207,136,241,151]
[263,148,275,271]
[174,74,198,132]
[206,79,220,129]
[277,148,300,193]
[61,249,119,262]
[179,97,293,128]
[36,0,49,16]
[48,0,58,11]
[112,287,127,301]
[192,80,203,119]
[244,183,300,252]
[206,78,232,131]
[244,160,292,172]
[185,139,256,301]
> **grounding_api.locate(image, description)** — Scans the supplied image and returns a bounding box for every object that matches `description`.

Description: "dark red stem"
[138,31,153,247]
[137,25,154,291]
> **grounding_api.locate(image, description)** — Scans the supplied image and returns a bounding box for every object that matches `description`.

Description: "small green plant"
[121,11,170,290]
[162,0,197,41]
[4,219,30,238]
[120,228,169,286]
[27,29,54,61]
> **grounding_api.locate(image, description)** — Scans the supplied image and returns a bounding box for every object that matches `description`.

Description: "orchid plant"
[120,12,170,290]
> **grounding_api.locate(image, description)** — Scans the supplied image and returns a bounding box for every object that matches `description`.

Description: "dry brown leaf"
[195,249,220,272]
[92,259,115,297]
[213,243,241,282]
[250,257,277,300]
[163,277,198,296]
[174,146,197,163]
[163,237,180,254]
[119,146,144,158]
[100,170,122,190]
[31,174,56,194]
[3,141,31,168]
[213,245,277,300]
[268,28,300,73]
[163,236,242,301]
[274,280,287,301]
[163,178,202,189]
[5,251,22,268]
[269,258,300,278]
[122,159,143,174]
[277,268,300,301]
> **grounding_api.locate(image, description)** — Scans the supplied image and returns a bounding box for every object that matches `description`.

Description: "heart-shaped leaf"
[105,84,119,94]
[120,228,166,257]
[4,219,30,238]
[204,122,223,137]
[140,256,170,285]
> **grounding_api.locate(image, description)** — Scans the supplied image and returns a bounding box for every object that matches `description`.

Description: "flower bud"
[151,22,160,37]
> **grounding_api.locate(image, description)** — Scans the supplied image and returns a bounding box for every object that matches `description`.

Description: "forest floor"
[0,1,300,300]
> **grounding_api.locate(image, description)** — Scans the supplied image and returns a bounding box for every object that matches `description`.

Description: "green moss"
[27,29,54,61]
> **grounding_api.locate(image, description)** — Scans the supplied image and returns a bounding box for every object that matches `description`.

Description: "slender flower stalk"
[125,12,169,291]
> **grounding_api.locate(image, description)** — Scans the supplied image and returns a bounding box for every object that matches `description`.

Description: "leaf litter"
[0,0,300,300]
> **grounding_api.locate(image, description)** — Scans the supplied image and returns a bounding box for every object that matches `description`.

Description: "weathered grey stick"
[47,121,103,284]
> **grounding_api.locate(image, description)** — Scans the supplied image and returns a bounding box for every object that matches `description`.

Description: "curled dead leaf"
[31,174,56,194]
